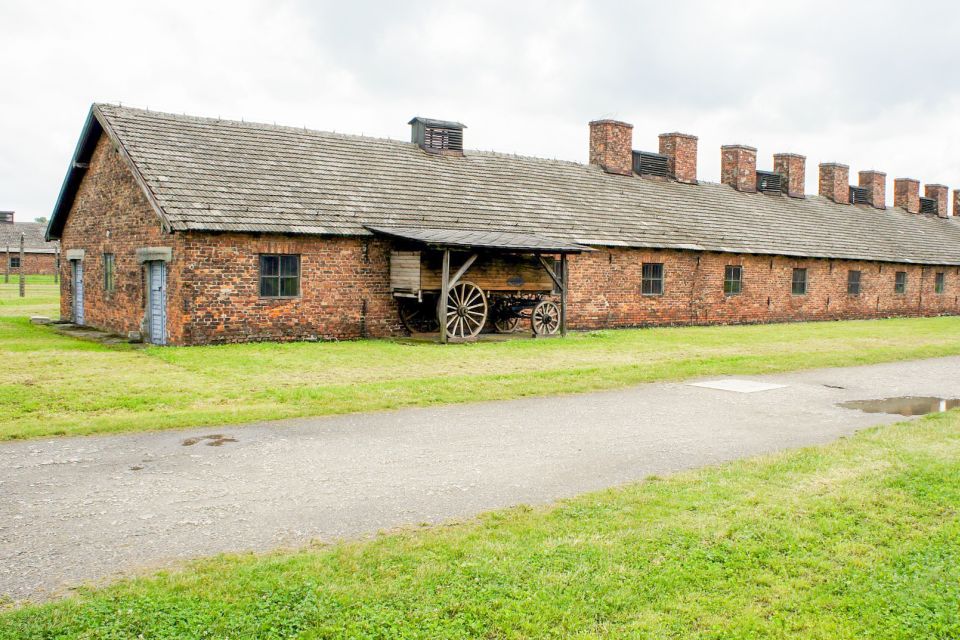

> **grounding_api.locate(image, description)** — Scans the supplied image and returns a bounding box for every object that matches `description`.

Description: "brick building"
[46,104,960,345]
[1,215,58,276]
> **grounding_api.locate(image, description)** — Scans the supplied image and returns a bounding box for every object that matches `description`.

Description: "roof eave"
[46,104,173,241]
[46,105,99,241]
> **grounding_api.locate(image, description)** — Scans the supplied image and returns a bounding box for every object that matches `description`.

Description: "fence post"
[19,233,26,297]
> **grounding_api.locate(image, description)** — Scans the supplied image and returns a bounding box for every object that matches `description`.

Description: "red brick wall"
[56,132,959,346]
[177,232,400,344]
[58,133,183,339]
[567,248,960,328]
[5,252,56,275]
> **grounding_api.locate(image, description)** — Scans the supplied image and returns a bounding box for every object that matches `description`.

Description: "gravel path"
[3,356,959,603]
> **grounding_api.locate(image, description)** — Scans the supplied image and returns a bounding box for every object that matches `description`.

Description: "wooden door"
[71,260,84,325]
[146,261,167,345]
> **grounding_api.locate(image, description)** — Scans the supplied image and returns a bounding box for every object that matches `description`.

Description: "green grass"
[0,275,58,318]
[2,280,960,440]
[4,410,959,638]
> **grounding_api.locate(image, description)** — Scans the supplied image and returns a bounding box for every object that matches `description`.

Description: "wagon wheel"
[531,300,561,336]
[441,281,488,339]
[494,315,520,333]
[398,297,439,333]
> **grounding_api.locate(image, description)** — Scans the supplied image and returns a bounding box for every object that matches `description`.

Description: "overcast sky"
[3,0,960,222]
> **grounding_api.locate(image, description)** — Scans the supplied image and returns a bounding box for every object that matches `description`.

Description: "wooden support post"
[19,233,25,297]
[447,253,478,289]
[538,256,563,290]
[560,253,568,337]
[439,249,450,344]
[4,245,8,283]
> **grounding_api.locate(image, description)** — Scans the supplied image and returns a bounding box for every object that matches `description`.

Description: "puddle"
[181,434,238,447]
[838,396,960,417]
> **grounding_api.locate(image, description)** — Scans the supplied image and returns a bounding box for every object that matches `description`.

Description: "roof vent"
[632,151,669,177]
[755,170,783,194]
[849,185,871,205]
[0,211,12,224]
[919,196,938,215]
[409,117,465,154]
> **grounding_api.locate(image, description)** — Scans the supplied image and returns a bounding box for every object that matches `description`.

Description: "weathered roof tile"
[94,104,960,265]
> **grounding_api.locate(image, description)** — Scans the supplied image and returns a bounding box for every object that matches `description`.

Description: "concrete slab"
[689,379,788,393]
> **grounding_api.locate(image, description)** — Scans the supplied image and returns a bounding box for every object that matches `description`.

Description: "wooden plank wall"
[420,252,555,292]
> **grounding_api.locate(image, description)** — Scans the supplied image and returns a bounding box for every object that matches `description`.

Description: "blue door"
[146,261,167,345]
[71,260,84,325]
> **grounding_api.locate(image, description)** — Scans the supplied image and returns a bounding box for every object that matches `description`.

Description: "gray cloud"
[2,0,959,221]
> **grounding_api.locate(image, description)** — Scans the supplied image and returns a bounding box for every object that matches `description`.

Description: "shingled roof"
[1,222,57,254]
[49,104,960,265]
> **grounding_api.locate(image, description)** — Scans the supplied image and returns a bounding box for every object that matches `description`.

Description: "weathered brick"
[58,133,960,346]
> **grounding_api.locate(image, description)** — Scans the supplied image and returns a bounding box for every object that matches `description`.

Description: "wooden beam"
[538,256,564,292]
[560,254,568,337]
[447,253,478,289]
[19,233,25,298]
[439,249,450,344]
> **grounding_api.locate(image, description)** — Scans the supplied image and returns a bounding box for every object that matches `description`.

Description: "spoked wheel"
[398,297,439,333]
[494,315,520,333]
[531,300,561,336]
[441,281,488,339]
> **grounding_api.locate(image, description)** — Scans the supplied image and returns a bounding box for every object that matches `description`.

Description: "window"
[791,268,807,295]
[259,254,300,298]
[723,265,743,295]
[641,263,664,295]
[935,272,946,294]
[847,270,861,295]
[894,271,907,295]
[103,253,115,292]
[8,256,20,269]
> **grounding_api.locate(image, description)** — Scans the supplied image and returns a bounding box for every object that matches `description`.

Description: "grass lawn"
[2,279,960,440]
[3,410,959,638]
[0,274,59,319]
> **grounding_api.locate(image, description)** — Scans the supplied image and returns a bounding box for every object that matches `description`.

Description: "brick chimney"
[925,184,949,218]
[721,145,757,192]
[658,132,698,184]
[589,119,633,176]
[773,153,805,198]
[818,163,849,204]
[954,189,960,217]
[858,170,886,209]
[894,178,920,213]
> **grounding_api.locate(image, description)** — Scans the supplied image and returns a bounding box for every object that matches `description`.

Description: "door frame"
[71,258,84,325]
[64,249,86,325]
[145,260,167,346]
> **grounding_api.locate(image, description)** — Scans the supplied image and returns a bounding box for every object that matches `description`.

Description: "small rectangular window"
[791,268,807,295]
[895,271,907,294]
[103,253,115,292]
[259,254,300,298]
[641,263,664,295]
[935,272,945,294]
[9,256,20,269]
[723,265,742,295]
[847,270,861,295]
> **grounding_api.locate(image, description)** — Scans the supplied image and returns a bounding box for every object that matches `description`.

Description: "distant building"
[1,215,58,275]
[46,104,960,346]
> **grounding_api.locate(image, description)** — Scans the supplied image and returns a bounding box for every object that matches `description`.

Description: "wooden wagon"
[367,227,589,342]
